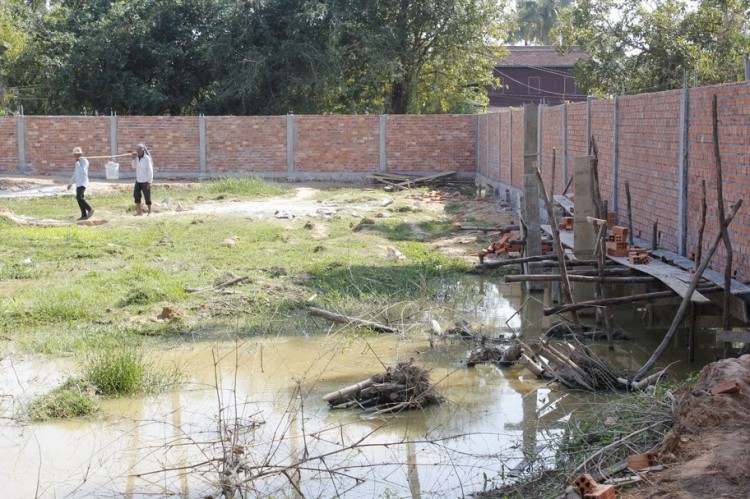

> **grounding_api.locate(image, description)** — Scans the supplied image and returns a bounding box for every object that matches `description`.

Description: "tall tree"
[555,0,750,96]
[512,0,572,46]
[330,0,508,114]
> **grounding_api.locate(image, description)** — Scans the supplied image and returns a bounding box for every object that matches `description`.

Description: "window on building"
[528,77,540,94]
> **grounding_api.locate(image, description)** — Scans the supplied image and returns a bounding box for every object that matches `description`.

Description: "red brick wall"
[24,116,110,176]
[207,116,286,173]
[118,116,200,175]
[567,101,588,161]
[295,115,379,173]
[687,83,750,278]
[488,113,501,181]
[618,90,682,252]
[511,108,524,189]
[540,106,564,195]
[477,114,488,177]
[590,99,615,211]
[499,111,512,185]
[386,115,475,173]
[0,117,18,173]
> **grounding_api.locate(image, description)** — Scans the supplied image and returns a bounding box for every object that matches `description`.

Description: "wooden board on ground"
[542,224,710,304]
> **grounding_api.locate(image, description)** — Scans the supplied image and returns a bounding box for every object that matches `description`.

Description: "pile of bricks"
[471,233,525,261]
[572,474,616,499]
[606,226,629,257]
[628,247,651,265]
[558,216,575,231]
[606,212,617,229]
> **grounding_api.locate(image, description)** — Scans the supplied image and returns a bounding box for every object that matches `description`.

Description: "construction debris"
[323,361,443,416]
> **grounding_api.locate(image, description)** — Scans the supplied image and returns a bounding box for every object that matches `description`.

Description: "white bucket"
[105,161,120,180]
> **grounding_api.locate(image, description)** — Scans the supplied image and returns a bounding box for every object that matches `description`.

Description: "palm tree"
[513,0,572,45]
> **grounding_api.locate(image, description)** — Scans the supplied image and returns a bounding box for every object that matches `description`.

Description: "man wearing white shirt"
[67,146,94,220]
[131,143,154,216]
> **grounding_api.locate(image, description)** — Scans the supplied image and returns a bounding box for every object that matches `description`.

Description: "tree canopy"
[555,0,750,96]
[1,0,509,115]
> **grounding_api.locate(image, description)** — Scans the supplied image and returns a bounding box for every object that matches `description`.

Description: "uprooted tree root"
[323,361,443,417]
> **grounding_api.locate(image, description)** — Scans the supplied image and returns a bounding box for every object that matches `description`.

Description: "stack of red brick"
[559,216,575,231]
[606,226,629,257]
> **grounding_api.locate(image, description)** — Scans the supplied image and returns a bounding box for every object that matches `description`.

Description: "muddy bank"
[622,354,750,498]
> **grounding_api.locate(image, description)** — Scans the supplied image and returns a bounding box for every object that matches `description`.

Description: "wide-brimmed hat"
[72,147,83,155]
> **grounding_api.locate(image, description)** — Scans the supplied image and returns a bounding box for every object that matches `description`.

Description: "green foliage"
[83,346,180,396]
[6,0,512,115]
[511,0,573,45]
[556,0,750,96]
[25,379,99,421]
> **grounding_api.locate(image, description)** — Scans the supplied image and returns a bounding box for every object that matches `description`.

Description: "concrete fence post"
[612,96,620,213]
[677,80,690,256]
[562,104,568,188]
[379,115,387,173]
[286,113,295,175]
[109,113,118,159]
[586,97,593,152]
[523,103,542,291]
[537,105,543,172]
[474,114,482,175]
[199,114,207,177]
[17,113,26,174]
[508,112,514,187]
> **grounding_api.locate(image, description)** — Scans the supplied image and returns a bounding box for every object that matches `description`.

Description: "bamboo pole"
[689,179,708,361]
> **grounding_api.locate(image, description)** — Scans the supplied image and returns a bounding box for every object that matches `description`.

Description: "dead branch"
[307,307,401,334]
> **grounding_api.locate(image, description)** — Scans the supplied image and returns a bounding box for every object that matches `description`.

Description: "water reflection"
[0,278,727,497]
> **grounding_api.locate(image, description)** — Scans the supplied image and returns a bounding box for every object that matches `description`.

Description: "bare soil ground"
[622,354,750,499]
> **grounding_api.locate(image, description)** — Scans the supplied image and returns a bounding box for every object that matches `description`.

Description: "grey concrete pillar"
[109,113,118,159]
[677,82,690,256]
[379,115,387,173]
[286,114,296,175]
[199,115,207,177]
[17,113,26,174]
[611,96,620,213]
[523,104,542,291]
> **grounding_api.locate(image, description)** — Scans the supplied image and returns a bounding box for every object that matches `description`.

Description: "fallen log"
[307,307,401,334]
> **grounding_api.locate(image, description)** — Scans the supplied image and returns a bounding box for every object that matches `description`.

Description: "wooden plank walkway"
[542,224,710,303]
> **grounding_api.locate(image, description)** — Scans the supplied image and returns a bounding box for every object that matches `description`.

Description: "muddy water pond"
[1,278,724,498]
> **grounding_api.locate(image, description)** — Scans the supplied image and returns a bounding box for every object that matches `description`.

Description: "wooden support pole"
[712,95,734,358]
[632,200,743,382]
[536,166,582,328]
[652,221,659,251]
[625,180,634,246]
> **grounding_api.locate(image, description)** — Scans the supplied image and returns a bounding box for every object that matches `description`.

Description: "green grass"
[25,379,99,421]
[83,346,182,396]
[1,178,473,352]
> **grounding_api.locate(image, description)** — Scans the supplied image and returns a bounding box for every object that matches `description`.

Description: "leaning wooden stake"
[625,181,634,246]
[712,95,734,358]
[544,290,678,316]
[689,179,708,361]
[535,167,582,329]
[632,200,743,382]
[307,307,401,334]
